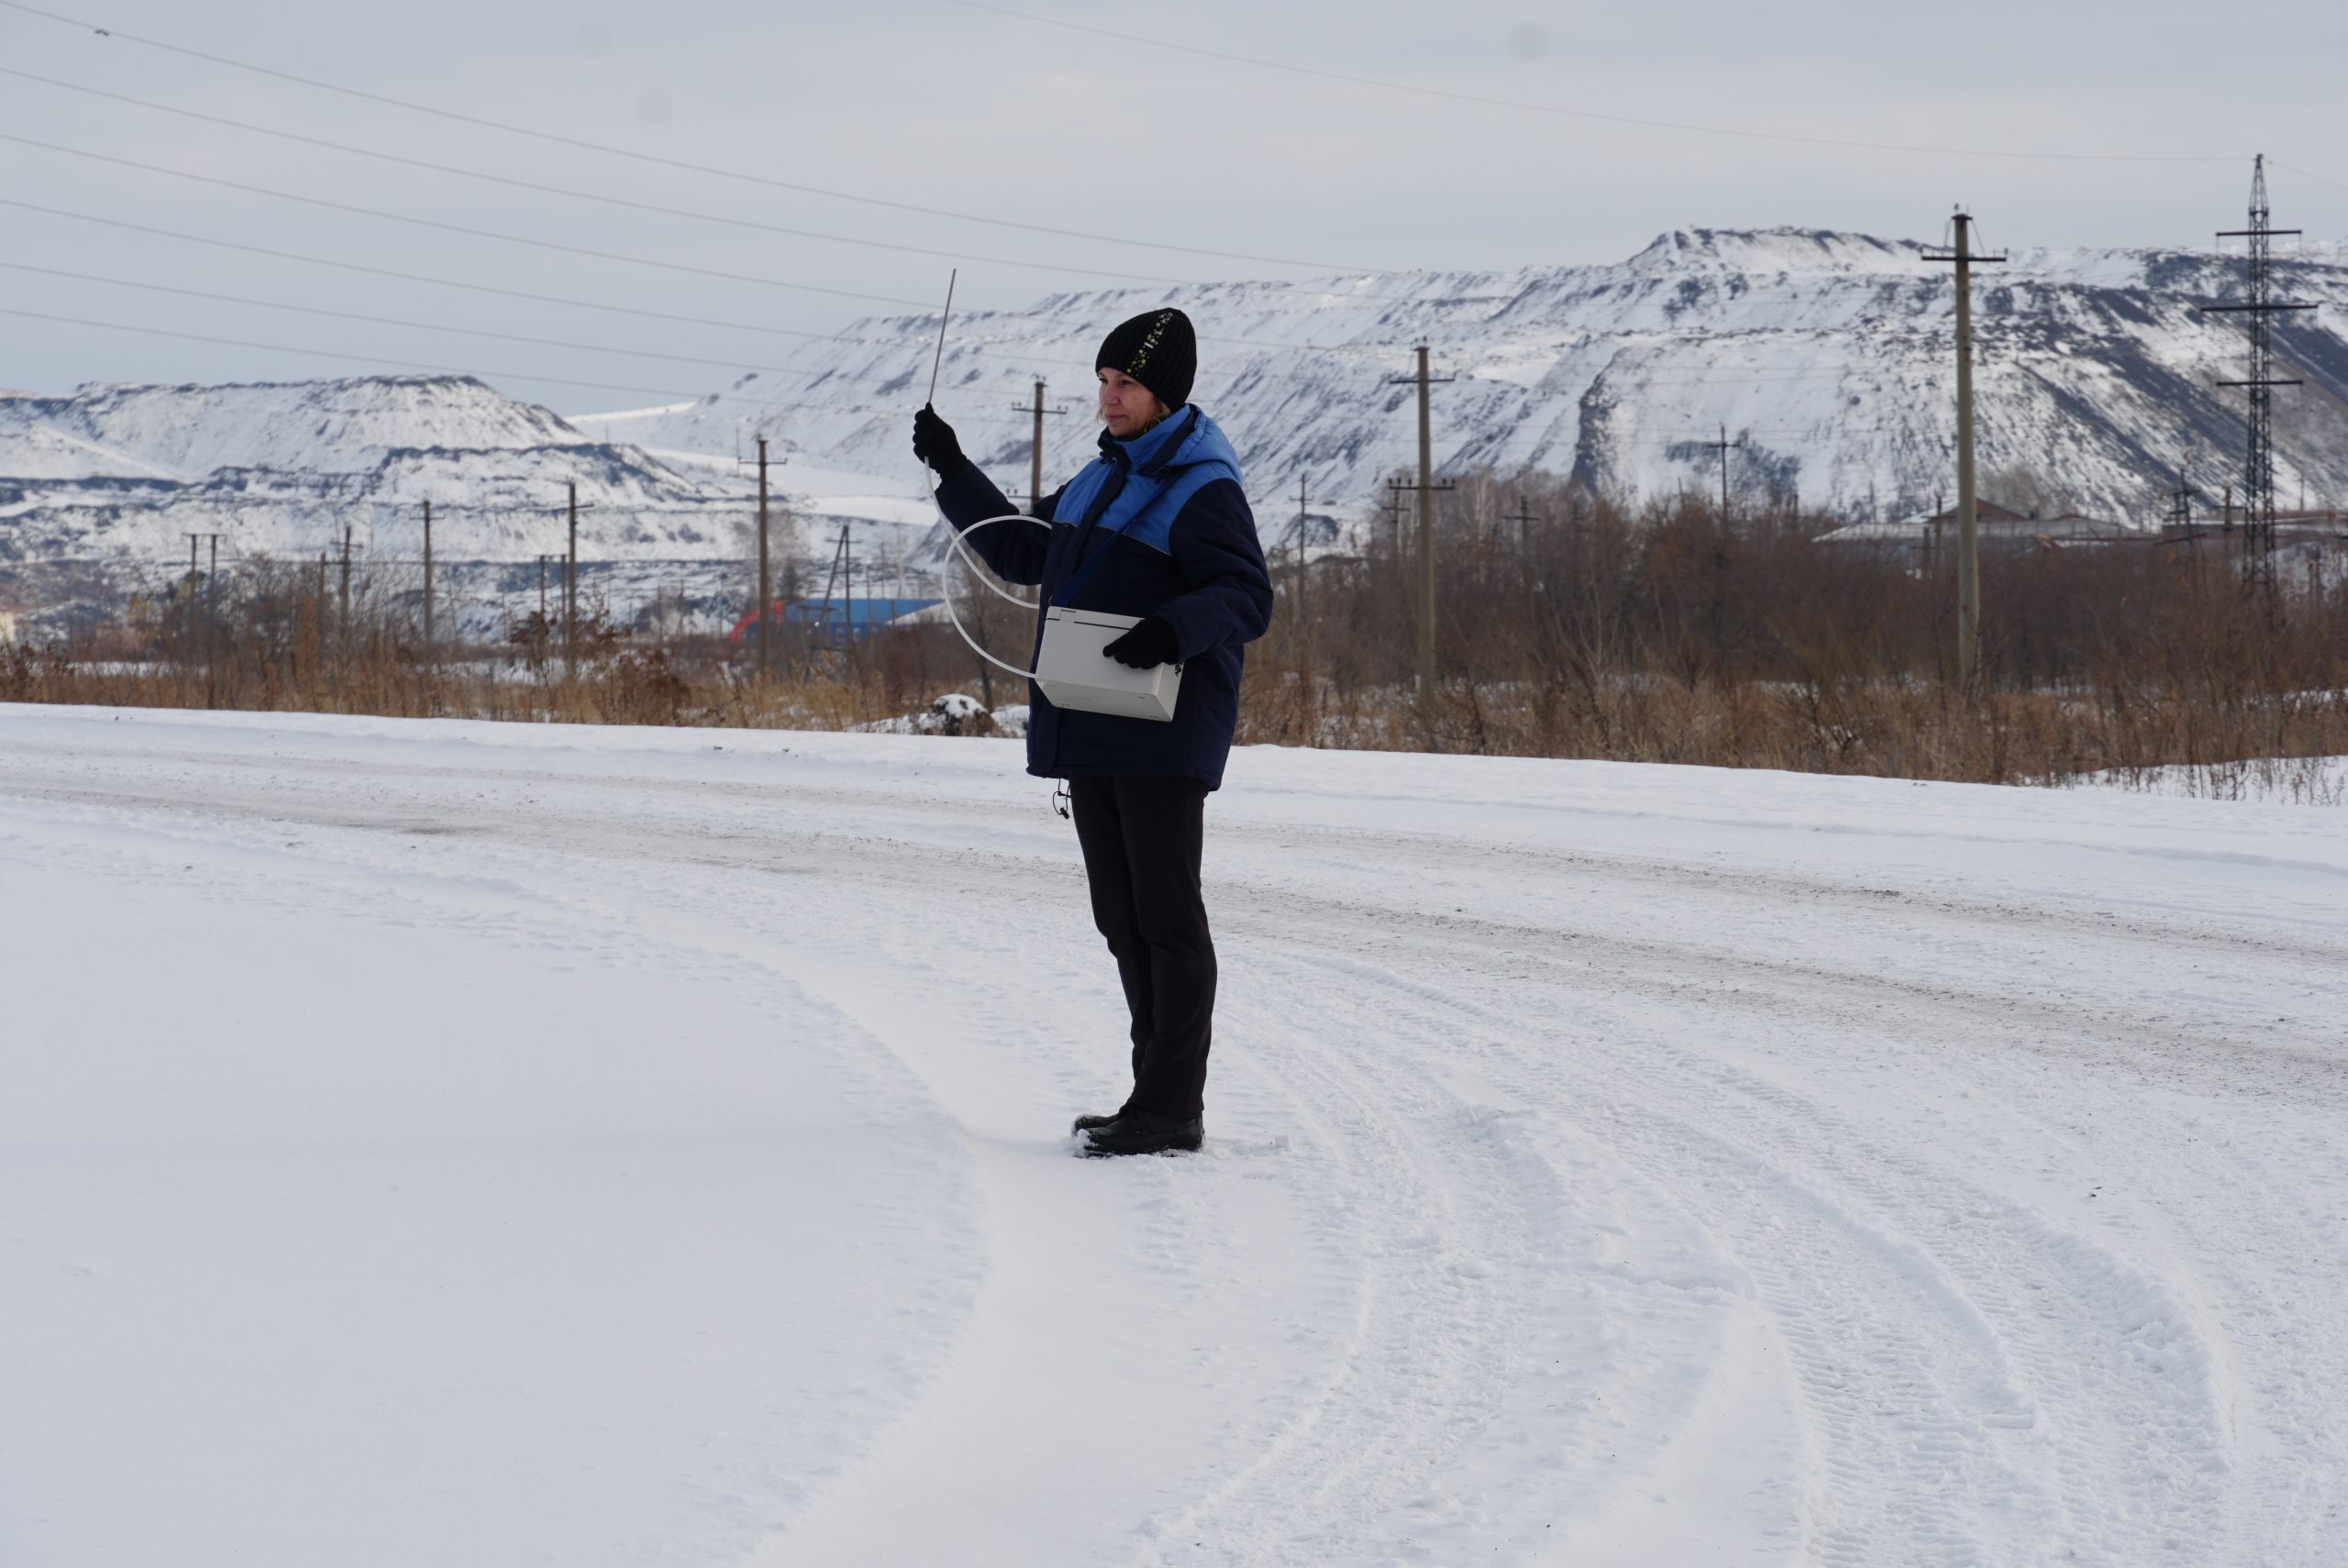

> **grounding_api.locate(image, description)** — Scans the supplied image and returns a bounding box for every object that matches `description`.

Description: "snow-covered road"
[3,706,2343,1567]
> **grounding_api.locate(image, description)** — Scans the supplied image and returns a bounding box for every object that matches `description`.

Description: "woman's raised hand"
[913,403,965,472]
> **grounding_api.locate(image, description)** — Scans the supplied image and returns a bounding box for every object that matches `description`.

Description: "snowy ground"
[3,706,2344,1567]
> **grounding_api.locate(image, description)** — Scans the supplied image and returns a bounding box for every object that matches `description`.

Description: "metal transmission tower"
[2203,156,2314,592]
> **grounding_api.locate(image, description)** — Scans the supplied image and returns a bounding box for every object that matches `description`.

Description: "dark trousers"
[1067,773,1217,1121]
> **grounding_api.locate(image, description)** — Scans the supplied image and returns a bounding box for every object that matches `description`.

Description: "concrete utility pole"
[421,500,434,657]
[757,436,772,678]
[1926,211,2006,693]
[1386,345,1456,697]
[338,523,354,638]
[1011,380,1068,511]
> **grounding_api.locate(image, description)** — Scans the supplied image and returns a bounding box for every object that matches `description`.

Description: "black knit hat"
[1095,307,1197,410]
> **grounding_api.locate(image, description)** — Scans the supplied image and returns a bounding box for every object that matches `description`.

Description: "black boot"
[1079,1110,1203,1157]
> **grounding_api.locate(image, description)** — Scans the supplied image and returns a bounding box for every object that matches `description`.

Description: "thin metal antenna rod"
[925,268,958,408]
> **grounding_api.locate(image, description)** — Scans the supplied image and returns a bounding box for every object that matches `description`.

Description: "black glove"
[1102,615,1180,669]
[912,403,964,472]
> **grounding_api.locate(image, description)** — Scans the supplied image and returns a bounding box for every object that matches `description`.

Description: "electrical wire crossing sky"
[0,0,2341,410]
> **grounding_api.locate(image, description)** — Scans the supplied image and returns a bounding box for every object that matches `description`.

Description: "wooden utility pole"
[738,435,790,676]
[1506,497,1538,558]
[203,533,219,669]
[1698,425,1740,521]
[1413,347,1437,693]
[1010,380,1068,510]
[565,480,579,676]
[1386,345,1456,697]
[1926,212,2006,693]
[1292,474,1311,627]
[338,523,353,637]
[421,500,434,656]
[180,533,200,666]
[1506,497,1540,625]
[1954,220,1981,690]
[757,436,772,678]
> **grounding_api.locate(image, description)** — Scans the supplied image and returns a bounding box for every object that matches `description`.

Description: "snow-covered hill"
[9,229,2345,590]
[0,376,759,567]
[595,227,2348,529]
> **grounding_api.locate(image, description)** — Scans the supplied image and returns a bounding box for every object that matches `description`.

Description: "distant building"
[2158,509,2348,570]
[1819,500,2141,556]
[727,597,946,647]
[0,610,17,647]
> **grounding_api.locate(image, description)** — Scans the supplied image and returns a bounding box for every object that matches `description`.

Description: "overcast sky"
[3,0,2342,416]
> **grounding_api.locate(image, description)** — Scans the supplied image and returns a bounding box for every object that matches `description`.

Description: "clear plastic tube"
[934,513,1048,679]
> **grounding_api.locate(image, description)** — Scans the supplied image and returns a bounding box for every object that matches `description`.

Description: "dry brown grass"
[11,481,2346,798]
[1236,473,2348,790]
[3,559,933,732]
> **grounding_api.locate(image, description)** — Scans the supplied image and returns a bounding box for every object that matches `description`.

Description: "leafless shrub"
[1238,469,2348,788]
[14,483,2347,795]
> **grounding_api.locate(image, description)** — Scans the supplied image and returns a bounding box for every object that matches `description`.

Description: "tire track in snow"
[4,723,2341,1564]
[1238,907,2252,1565]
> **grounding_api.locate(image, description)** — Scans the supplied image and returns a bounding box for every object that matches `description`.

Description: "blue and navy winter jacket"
[935,404,1273,790]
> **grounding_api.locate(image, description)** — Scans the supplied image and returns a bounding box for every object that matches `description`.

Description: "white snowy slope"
[12,229,2345,591]
[593,227,2348,532]
[3,706,2345,1567]
[0,379,937,622]
[0,375,750,565]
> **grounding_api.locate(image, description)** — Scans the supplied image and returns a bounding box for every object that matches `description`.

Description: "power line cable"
[0,65,1199,288]
[0,0,1370,273]
[0,304,727,401]
[0,304,1033,422]
[0,196,874,341]
[0,199,1435,395]
[11,120,2072,368]
[1,254,1400,403]
[4,224,2044,412]
[947,0,2243,166]
[0,131,947,309]
[2272,161,2348,200]
[0,133,1421,362]
[0,258,938,386]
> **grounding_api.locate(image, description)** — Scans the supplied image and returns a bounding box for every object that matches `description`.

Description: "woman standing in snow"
[912,308,1273,1157]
